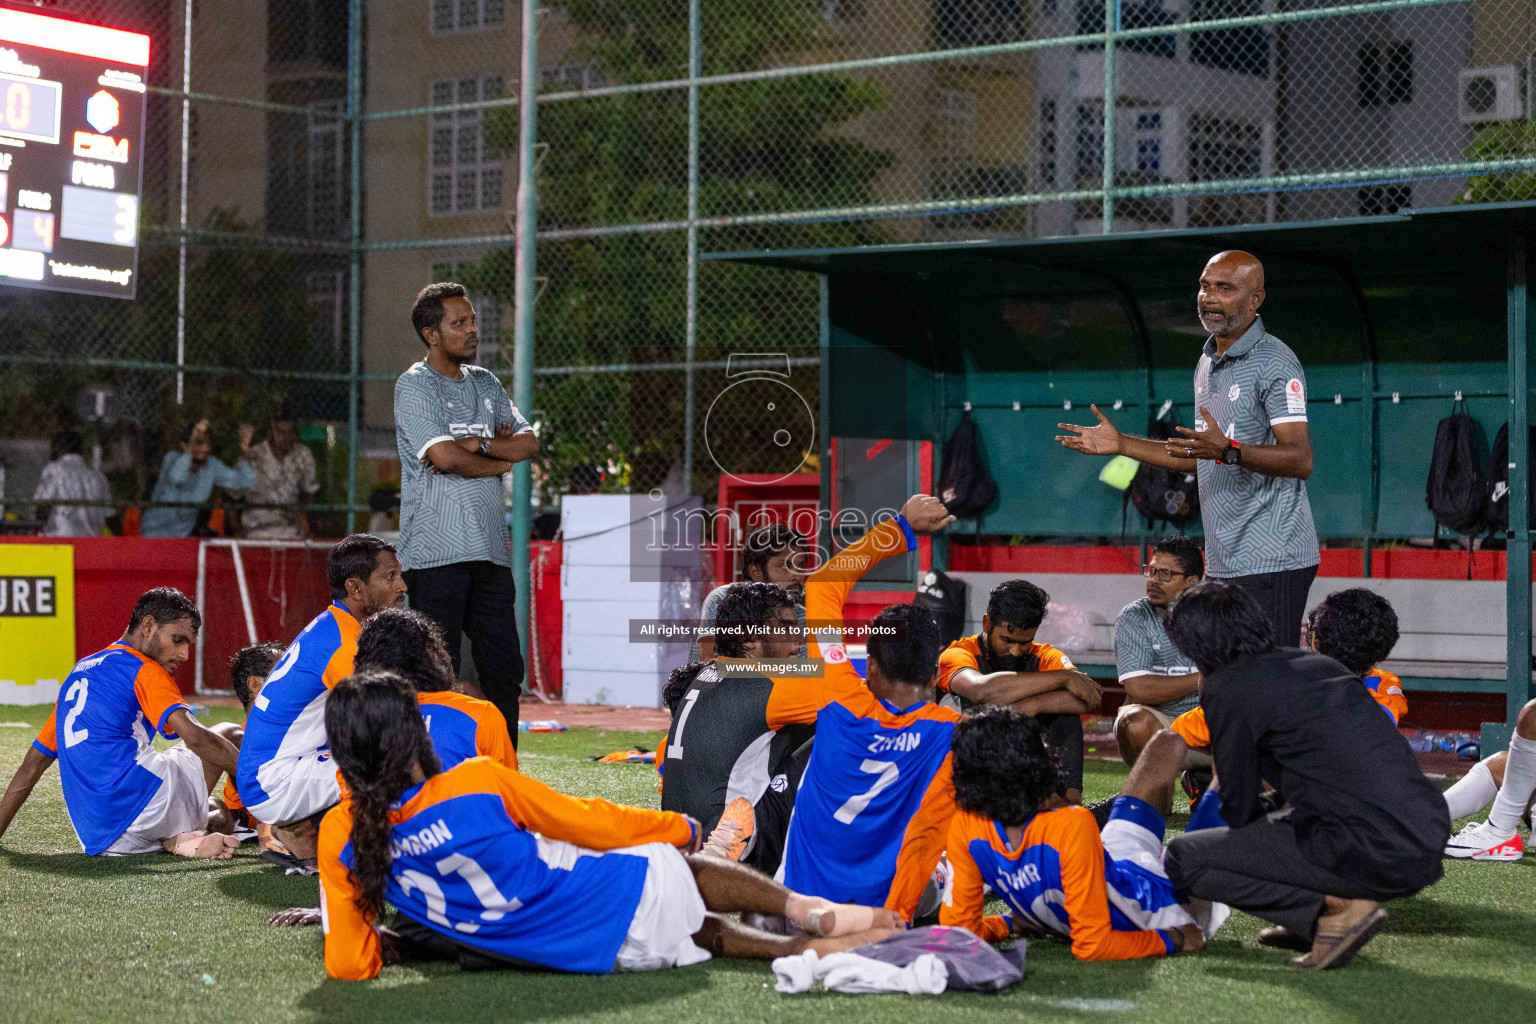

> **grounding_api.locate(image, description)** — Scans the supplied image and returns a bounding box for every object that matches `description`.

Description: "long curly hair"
[355,607,455,693]
[1306,588,1400,677]
[951,707,1059,827]
[324,670,442,923]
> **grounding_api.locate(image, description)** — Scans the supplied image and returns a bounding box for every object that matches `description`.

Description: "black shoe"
[1181,768,1212,810]
[260,847,318,876]
[1088,796,1117,830]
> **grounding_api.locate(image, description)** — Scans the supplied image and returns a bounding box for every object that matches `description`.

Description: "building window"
[1074,1,1172,57]
[933,87,979,198]
[269,0,349,68]
[1039,99,1057,186]
[1188,112,1265,226]
[429,76,505,216]
[1189,0,1270,78]
[307,270,346,361]
[431,261,503,367]
[1359,185,1412,217]
[431,0,505,35]
[268,98,347,237]
[1074,102,1102,184]
[936,1,1024,47]
[539,63,606,93]
[1358,41,1414,107]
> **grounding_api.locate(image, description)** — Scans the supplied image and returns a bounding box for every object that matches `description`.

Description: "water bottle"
[518,720,567,733]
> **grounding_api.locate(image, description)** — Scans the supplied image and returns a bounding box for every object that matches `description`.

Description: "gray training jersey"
[1192,316,1320,578]
[1113,597,1201,718]
[394,360,531,571]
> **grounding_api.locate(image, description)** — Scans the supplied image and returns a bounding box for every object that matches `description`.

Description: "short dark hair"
[712,581,797,658]
[328,534,398,600]
[230,641,285,708]
[128,586,202,634]
[1164,579,1274,676]
[663,661,707,716]
[355,608,454,693]
[1306,588,1400,677]
[986,579,1049,631]
[53,430,83,456]
[410,281,469,344]
[740,524,805,582]
[867,602,943,688]
[1152,535,1204,578]
[951,707,1059,827]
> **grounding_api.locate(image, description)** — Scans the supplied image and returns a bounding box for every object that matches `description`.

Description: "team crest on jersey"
[1228,384,1240,401]
[769,774,788,793]
[823,643,847,664]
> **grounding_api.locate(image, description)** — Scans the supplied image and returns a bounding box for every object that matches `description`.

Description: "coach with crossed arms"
[394,282,539,735]
[1058,251,1319,646]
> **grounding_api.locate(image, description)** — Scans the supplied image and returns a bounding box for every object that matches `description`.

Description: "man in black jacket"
[1161,581,1449,971]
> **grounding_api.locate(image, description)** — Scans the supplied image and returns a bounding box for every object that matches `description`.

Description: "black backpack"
[937,410,998,519]
[1425,401,1489,535]
[1126,414,1200,529]
[915,569,969,647]
[1485,421,1535,533]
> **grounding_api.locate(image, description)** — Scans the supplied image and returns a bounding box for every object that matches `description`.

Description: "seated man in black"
[1161,581,1449,971]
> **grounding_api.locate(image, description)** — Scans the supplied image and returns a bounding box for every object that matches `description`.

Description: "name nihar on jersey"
[997,861,1044,891]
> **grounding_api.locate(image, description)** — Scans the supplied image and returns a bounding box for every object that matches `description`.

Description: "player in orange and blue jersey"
[236,535,406,857]
[315,672,900,979]
[0,588,242,858]
[353,607,517,770]
[762,495,961,917]
[941,708,1219,960]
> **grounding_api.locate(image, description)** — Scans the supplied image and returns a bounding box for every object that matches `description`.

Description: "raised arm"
[1057,405,1197,473]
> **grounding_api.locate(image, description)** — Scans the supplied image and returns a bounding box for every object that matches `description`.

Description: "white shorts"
[105,744,210,856]
[614,843,713,972]
[246,752,342,827]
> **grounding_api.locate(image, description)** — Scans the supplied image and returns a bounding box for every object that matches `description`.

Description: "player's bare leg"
[1115,708,1164,769]
[163,831,240,858]
[692,914,897,961]
[684,853,905,936]
[272,817,320,860]
[1119,728,1186,816]
[206,796,237,835]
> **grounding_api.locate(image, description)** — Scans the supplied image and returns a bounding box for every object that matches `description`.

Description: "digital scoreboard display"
[0,9,149,299]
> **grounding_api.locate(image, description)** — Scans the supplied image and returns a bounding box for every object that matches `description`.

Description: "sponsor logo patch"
[1285,378,1305,415]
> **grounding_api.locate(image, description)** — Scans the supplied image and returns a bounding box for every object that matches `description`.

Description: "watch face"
[1223,446,1238,465]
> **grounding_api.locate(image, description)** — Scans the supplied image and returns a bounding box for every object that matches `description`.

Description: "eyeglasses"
[1142,565,1190,582]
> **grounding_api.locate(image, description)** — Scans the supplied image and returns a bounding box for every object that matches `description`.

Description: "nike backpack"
[1126,414,1200,529]
[915,569,969,647]
[1425,401,1489,536]
[1485,421,1536,533]
[937,410,998,520]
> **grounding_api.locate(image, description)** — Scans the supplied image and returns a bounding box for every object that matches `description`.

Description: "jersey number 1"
[834,759,899,824]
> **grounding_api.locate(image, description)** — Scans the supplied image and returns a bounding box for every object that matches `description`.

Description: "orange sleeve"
[322,640,356,690]
[885,753,957,919]
[474,704,519,771]
[938,812,1010,942]
[1054,810,1171,961]
[134,663,190,739]
[222,779,244,810]
[1170,707,1210,748]
[32,708,57,757]
[318,803,382,980]
[1035,644,1075,672]
[1368,670,1408,725]
[936,642,979,694]
[486,759,694,850]
[768,517,911,729]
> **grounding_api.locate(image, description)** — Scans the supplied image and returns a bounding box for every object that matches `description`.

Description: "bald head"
[1198,250,1266,345]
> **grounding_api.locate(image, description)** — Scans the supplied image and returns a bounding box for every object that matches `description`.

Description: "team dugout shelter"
[712,202,1536,753]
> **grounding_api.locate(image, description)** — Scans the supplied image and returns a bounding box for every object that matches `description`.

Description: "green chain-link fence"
[3,0,1535,548]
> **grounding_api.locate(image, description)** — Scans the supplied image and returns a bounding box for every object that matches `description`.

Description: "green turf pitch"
[1,706,1533,1024]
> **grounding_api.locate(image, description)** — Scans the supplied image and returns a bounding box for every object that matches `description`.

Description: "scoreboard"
[0,9,149,300]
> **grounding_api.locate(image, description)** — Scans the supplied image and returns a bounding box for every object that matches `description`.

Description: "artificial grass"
[0,703,1533,1024]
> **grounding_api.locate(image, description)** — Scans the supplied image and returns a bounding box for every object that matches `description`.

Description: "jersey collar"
[1203,315,1265,365]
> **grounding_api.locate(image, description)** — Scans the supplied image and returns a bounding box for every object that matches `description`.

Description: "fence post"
[1494,233,1532,755]
[346,0,363,522]
[176,0,193,405]
[683,0,701,493]
[1100,0,1118,234]
[512,0,541,682]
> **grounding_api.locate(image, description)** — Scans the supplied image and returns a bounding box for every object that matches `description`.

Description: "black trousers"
[1039,712,1085,795]
[405,560,525,738]
[1164,812,1438,940]
[1226,564,1318,647]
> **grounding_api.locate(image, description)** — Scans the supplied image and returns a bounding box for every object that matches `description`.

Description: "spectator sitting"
[141,419,256,538]
[239,410,319,539]
[33,430,111,537]
[690,523,810,663]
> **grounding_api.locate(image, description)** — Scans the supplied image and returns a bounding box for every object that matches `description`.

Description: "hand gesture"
[1056,405,1122,456]
[899,494,957,534]
[237,423,255,453]
[182,419,210,454]
[1167,406,1227,462]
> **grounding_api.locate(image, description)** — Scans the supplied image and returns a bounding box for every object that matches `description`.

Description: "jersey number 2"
[63,678,90,748]
[834,759,899,824]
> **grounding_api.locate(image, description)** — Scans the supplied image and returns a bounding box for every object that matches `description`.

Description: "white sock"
[1488,731,1536,833]
[1443,761,1498,819]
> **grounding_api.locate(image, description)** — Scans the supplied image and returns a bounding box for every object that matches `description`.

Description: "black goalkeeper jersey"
[659,661,813,835]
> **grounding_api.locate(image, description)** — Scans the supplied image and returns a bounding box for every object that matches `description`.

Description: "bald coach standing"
[1057,251,1319,646]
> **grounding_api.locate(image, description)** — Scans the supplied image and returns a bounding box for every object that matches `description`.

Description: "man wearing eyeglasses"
[1057,251,1318,647]
[1114,538,1209,787]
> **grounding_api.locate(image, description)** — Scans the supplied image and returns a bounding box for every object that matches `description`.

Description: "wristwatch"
[477,436,492,457]
[1220,438,1241,466]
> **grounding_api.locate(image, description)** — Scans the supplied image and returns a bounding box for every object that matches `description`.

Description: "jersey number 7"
[834,759,899,824]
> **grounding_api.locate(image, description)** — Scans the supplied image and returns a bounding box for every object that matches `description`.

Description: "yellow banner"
[0,544,75,706]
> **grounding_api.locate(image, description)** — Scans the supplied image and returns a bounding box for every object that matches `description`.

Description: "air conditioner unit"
[1459,66,1524,125]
